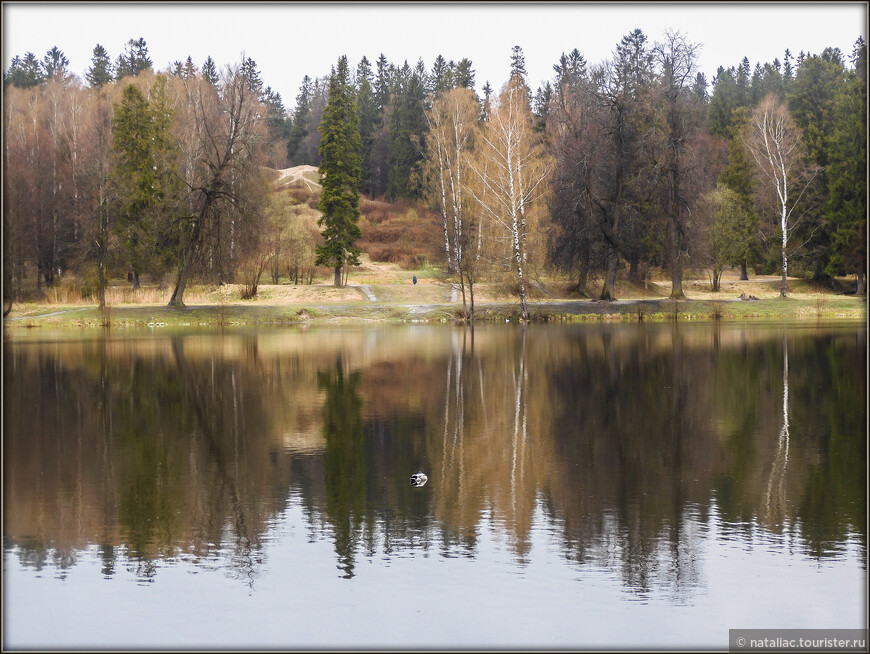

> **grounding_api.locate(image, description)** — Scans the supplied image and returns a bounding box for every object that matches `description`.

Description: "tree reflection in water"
[3,324,866,591]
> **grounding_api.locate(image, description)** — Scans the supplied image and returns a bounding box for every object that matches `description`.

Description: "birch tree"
[425,87,481,319]
[470,77,550,321]
[744,94,816,297]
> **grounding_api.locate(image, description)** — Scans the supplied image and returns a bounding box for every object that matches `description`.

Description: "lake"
[3,322,866,650]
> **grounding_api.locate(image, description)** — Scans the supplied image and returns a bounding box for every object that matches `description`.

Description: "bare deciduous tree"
[168,63,268,307]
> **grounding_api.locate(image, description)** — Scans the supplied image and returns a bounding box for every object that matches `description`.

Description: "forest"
[3,31,867,318]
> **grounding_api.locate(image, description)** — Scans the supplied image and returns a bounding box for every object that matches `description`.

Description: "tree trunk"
[780,241,788,298]
[577,255,589,294]
[467,273,475,322]
[668,212,685,299]
[334,266,342,287]
[628,250,640,282]
[740,261,749,280]
[132,269,140,291]
[712,267,721,292]
[857,271,866,296]
[169,217,203,307]
[600,246,618,301]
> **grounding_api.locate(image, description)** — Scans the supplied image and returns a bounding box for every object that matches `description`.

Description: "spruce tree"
[42,46,70,81]
[316,56,362,287]
[115,38,152,80]
[111,80,180,288]
[5,52,44,88]
[386,61,427,199]
[824,44,867,291]
[86,44,114,88]
[355,57,378,195]
[453,58,475,90]
[202,56,219,85]
[287,75,313,164]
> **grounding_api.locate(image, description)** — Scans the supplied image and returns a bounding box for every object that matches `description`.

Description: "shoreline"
[4,296,866,330]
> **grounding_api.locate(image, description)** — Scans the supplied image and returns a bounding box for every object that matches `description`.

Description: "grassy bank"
[4,295,865,330]
[4,262,866,330]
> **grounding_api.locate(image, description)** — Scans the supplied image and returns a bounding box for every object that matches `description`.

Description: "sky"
[3,2,867,109]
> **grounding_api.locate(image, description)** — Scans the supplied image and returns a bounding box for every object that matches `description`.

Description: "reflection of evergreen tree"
[318,357,366,578]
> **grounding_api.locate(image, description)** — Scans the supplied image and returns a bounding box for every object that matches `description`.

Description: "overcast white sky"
[3,2,867,108]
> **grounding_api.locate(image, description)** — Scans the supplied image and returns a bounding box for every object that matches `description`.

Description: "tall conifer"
[316,56,362,286]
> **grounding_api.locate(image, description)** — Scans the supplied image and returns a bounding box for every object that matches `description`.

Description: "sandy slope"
[272,165,321,191]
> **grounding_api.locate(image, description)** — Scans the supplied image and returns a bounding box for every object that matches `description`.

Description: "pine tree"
[86,44,114,88]
[316,56,362,287]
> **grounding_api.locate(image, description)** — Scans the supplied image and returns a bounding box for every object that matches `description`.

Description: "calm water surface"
[3,322,866,650]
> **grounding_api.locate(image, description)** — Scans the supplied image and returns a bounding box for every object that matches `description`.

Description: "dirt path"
[5,307,90,321]
[358,285,377,301]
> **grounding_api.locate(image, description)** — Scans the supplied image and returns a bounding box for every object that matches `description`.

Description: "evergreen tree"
[374,53,393,111]
[718,107,759,278]
[554,48,587,86]
[5,52,44,88]
[693,72,709,103]
[788,51,848,278]
[355,57,378,195]
[316,56,362,287]
[453,58,475,90]
[42,46,70,81]
[287,75,313,164]
[110,80,179,288]
[386,61,427,199]
[241,56,263,95]
[430,54,452,96]
[783,49,795,86]
[202,56,219,85]
[824,43,867,291]
[262,86,289,153]
[115,37,152,80]
[481,80,493,121]
[533,82,552,132]
[735,56,751,105]
[183,56,197,79]
[86,44,114,88]
[510,45,527,82]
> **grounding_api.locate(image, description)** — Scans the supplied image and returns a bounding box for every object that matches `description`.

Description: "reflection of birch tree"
[765,334,790,524]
